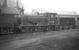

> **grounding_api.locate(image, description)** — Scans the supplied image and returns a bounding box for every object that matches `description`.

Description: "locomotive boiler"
[20,13,59,33]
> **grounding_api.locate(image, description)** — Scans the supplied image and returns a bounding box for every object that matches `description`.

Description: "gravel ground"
[0,29,79,50]
[15,37,79,50]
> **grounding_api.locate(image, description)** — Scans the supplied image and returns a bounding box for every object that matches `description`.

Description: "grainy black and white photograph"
[0,0,79,50]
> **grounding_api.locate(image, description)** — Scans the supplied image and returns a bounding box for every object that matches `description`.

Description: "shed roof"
[1,7,20,14]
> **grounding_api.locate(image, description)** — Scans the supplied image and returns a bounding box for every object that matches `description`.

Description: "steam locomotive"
[0,8,21,34]
[0,0,23,34]
[20,13,78,33]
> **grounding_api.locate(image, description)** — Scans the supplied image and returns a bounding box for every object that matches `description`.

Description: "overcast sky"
[21,0,79,14]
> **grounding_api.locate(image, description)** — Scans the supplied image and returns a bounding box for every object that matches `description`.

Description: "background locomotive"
[0,0,24,34]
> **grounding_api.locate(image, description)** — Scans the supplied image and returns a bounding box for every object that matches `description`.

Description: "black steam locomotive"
[19,13,78,33]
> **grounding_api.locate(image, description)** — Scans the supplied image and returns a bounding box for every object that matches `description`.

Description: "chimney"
[3,0,7,7]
